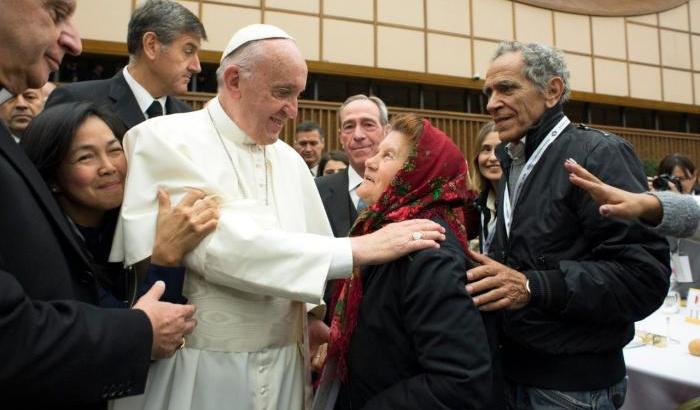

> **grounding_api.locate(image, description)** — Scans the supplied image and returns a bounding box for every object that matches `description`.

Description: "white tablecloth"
[622,307,700,410]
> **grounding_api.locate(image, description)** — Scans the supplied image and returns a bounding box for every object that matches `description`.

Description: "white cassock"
[110,97,351,410]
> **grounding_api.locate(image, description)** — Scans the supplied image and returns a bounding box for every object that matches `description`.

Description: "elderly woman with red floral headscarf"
[315,114,493,410]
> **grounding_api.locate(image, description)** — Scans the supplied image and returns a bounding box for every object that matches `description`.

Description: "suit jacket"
[315,169,357,316]
[46,70,192,130]
[315,168,357,238]
[0,124,152,409]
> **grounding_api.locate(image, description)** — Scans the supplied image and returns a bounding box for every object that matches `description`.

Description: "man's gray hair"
[338,94,389,126]
[493,41,571,103]
[127,0,207,57]
[216,40,267,87]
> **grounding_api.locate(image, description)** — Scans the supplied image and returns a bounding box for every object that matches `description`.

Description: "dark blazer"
[0,124,152,409]
[46,70,192,130]
[315,168,357,238]
[315,168,358,318]
[335,219,493,410]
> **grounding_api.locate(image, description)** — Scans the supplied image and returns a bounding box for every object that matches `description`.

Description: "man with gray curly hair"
[466,41,670,409]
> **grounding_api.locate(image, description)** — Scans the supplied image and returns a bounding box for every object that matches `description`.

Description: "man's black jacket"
[490,105,670,391]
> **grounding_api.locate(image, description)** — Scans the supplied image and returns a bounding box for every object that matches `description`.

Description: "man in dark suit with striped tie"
[47,0,206,129]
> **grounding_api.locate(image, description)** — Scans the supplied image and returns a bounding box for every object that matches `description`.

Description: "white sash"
[503,116,571,237]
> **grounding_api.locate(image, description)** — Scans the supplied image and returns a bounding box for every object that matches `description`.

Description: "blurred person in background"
[649,154,699,297]
[0,82,55,141]
[294,121,326,176]
[317,149,349,177]
[471,121,502,254]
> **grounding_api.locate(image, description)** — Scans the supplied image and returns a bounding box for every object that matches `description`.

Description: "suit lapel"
[165,96,192,114]
[108,71,146,129]
[330,169,353,236]
[0,126,92,269]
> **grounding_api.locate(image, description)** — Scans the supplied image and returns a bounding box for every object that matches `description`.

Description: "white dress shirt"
[122,66,166,118]
[347,165,364,210]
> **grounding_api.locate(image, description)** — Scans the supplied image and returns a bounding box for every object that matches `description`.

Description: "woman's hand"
[565,159,663,224]
[151,188,219,266]
[309,317,330,371]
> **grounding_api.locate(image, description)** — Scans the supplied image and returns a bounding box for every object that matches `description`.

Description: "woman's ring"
[411,232,423,241]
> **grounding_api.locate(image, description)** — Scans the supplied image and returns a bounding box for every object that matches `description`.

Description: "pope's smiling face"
[235,39,307,145]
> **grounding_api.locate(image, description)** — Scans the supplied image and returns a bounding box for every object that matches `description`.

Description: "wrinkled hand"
[350,219,446,266]
[308,318,330,371]
[565,159,663,224]
[465,250,530,311]
[133,281,197,359]
[151,188,219,266]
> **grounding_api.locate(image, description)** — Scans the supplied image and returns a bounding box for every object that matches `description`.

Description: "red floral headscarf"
[327,118,469,381]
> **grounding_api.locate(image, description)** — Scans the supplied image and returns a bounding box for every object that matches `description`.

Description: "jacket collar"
[523,103,565,160]
[495,103,565,183]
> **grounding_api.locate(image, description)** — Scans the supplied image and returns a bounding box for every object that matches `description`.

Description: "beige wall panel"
[693,35,700,69]
[594,58,628,96]
[75,0,130,43]
[323,0,374,21]
[626,14,657,25]
[564,53,593,92]
[472,0,513,41]
[554,12,590,54]
[176,1,200,17]
[264,12,319,61]
[660,29,691,69]
[427,33,470,77]
[629,64,662,100]
[691,0,700,33]
[323,19,374,66]
[201,4,260,51]
[377,26,425,72]
[426,0,470,35]
[591,17,626,59]
[626,24,660,64]
[323,0,373,21]
[514,3,553,45]
[473,39,500,78]
[377,0,423,28]
[205,0,260,6]
[266,0,318,14]
[695,73,700,105]
[659,4,689,30]
[663,68,693,104]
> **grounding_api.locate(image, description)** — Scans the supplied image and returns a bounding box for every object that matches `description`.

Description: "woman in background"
[21,101,218,306]
[471,121,502,254]
[655,153,699,194]
[318,150,349,176]
[654,154,700,297]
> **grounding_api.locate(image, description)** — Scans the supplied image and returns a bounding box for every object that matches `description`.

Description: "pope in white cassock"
[110,24,445,410]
